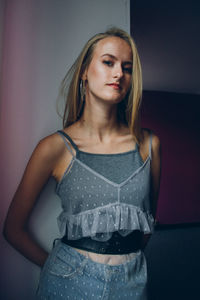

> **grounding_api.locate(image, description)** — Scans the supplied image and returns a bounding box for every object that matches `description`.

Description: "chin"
[103,93,125,104]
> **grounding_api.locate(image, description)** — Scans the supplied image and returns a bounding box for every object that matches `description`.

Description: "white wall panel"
[0,1,130,299]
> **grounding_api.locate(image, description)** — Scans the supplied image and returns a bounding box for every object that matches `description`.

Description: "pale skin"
[3,37,161,267]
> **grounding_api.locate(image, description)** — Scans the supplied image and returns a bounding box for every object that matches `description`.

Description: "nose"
[113,64,123,79]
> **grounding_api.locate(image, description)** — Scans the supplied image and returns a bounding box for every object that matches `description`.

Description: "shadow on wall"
[141,90,200,224]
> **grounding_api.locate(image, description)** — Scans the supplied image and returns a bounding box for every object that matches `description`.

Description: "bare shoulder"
[141,130,161,217]
[34,132,66,160]
[140,129,161,159]
[21,131,71,182]
[35,131,75,181]
[150,130,161,157]
[141,128,160,147]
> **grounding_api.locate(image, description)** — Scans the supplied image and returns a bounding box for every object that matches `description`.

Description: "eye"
[103,60,114,67]
[123,66,132,74]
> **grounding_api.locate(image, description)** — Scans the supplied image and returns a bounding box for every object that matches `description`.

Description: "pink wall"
[141,91,200,224]
[0,1,131,299]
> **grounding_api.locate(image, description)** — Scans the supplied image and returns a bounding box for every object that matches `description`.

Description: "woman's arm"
[142,132,161,249]
[3,135,61,267]
[150,133,161,219]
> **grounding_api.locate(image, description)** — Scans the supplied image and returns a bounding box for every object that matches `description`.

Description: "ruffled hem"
[57,203,154,241]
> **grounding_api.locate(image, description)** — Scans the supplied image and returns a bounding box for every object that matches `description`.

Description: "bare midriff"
[73,247,138,265]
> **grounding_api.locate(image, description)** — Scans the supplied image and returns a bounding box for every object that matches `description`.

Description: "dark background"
[131,0,200,224]
[130,2,200,299]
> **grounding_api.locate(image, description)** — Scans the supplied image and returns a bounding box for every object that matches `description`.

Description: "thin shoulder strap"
[149,131,153,159]
[57,130,79,156]
[135,142,139,151]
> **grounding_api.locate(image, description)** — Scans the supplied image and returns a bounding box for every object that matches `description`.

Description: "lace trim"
[57,203,154,242]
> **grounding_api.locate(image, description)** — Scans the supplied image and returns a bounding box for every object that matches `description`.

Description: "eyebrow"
[101,54,132,65]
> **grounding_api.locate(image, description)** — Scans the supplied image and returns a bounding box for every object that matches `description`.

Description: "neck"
[79,101,122,142]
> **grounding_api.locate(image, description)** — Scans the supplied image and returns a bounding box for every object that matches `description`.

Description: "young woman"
[3,28,161,299]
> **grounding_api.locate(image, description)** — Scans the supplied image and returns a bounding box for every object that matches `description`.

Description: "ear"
[81,69,87,81]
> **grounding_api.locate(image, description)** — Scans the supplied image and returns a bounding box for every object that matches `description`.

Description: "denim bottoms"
[36,240,147,300]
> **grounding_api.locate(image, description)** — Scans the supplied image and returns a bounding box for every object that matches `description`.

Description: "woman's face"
[83,36,133,105]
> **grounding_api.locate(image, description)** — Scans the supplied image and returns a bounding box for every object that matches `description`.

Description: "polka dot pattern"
[36,131,152,299]
[56,157,154,240]
[36,241,148,299]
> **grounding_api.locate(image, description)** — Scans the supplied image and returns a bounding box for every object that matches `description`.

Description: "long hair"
[59,27,143,143]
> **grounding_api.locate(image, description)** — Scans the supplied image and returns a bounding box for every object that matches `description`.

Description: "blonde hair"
[59,27,143,143]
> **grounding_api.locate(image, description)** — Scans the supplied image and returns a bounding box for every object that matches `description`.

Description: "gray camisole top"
[56,131,155,242]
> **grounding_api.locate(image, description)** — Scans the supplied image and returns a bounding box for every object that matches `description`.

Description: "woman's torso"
[52,126,154,265]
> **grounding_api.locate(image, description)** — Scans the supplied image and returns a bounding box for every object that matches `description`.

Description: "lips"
[107,83,121,90]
